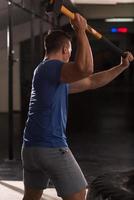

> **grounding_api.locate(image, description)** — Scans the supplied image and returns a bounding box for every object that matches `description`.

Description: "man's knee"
[86,188,90,200]
[63,188,87,200]
[22,187,43,200]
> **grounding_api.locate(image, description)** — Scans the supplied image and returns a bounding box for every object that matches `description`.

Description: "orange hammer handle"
[60,4,125,57]
[61,5,75,19]
[61,5,102,39]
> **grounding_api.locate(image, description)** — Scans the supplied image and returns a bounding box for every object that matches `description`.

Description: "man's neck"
[44,52,64,62]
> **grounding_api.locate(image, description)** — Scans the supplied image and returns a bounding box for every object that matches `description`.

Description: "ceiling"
[73,0,134,4]
[0,0,134,31]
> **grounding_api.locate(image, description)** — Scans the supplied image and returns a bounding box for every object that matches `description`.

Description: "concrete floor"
[0,181,61,200]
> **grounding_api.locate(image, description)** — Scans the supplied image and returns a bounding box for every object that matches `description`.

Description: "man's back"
[23,59,68,147]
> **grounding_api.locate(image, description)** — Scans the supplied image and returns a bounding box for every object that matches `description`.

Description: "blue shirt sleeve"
[44,60,64,83]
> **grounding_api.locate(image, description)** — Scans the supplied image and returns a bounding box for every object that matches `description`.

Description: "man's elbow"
[78,64,94,77]
[85,63,94,75]
[88,59,94,74]
[88,64,94,74]
[76,59,94,76]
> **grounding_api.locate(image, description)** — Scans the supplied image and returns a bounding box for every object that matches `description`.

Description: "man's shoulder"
[43,59,64,73]
[35,59,64,71]
[34,59,64,82]
[44,59,64,65]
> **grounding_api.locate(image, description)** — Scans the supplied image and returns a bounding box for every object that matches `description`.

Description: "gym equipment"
[47,0,127,58]
[88,170,134,200]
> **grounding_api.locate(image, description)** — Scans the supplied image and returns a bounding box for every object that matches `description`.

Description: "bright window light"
[105,18,134,22]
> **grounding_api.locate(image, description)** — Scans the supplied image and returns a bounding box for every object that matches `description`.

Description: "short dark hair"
[44,30,72,54]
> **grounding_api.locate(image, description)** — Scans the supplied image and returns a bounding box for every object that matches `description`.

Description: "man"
[21,13,133,200]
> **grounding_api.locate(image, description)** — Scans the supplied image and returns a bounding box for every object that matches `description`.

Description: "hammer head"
[54,0,64,16]
[45,0,55,12]
[46,0,78,17]
[46,0,64,16]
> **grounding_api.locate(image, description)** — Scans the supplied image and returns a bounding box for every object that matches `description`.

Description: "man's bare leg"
[22,187,43,200]
[63,188,87,200]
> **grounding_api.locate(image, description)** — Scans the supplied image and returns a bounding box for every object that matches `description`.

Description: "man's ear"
[62,45,67,54]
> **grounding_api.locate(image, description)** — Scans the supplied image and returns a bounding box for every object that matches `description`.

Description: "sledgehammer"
[47,0,127,58]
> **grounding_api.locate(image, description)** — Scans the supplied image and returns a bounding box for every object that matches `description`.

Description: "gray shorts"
[21,146,88,197]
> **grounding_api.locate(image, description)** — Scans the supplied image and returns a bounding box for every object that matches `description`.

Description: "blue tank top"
[23,60,69,147]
